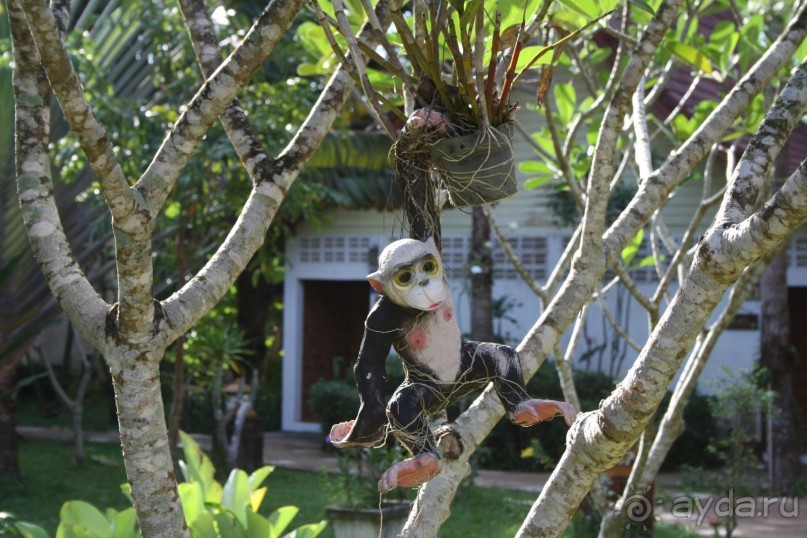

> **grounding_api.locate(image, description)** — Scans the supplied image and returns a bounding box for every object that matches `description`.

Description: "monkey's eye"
[394,269,414,286]
[422,257,440,275]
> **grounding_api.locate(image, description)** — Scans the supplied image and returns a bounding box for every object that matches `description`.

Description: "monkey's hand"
[512,399,577,427]
[329,421,355,448]
[378,454,442,493]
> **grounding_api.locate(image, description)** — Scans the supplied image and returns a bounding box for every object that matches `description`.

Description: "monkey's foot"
[513,400,577,427]
[329,420,355,448]
[378,454,442,493]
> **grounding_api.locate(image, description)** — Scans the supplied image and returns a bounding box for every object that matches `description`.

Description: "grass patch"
[2,438,696,537]
[0,439,129,531]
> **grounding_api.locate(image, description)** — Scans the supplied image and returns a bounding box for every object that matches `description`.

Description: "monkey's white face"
[368,238,448,311]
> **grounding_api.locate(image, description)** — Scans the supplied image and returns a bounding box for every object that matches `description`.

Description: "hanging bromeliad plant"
[307,0,613,220]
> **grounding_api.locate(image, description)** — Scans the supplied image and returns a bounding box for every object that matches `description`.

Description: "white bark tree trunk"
[9,0,400,534]
[516,30,807,538]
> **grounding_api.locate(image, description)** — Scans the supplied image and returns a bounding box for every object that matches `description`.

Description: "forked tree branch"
[8,0,108,351]
[161,0,402,342]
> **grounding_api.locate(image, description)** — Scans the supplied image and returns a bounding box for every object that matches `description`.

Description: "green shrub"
[308,354,404,437]
[307,379,360,437]
[10,432,327,538]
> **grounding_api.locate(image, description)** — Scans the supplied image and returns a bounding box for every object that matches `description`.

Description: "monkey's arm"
[331,299,402,447]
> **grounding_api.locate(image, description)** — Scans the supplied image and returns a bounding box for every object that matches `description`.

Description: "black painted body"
[340,294,532,459]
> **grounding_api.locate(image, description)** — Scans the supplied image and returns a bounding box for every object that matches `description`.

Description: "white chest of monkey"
[396,291,462,383]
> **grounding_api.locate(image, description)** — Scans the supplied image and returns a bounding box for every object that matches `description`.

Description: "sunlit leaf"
[554,83,576,123]
[59,501,110,538]
[524,176,554,190]
[621,229,644,267]
[267,506,299,538]
[628,0,655,14]
[667,41,713,73]
[14,522,51,538]
[283,520,328,538]
[557,0,599,19]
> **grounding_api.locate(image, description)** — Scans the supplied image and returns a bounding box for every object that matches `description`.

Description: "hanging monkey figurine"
[329,237,577,493]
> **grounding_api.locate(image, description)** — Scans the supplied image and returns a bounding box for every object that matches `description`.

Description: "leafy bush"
[307,379,360,437]
[307,354,404,437]
[10,432,327,538]
[477,363,720,472]
[475,363,616,472]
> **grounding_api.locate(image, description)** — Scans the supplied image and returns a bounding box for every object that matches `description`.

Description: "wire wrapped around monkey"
[329,237,576,493]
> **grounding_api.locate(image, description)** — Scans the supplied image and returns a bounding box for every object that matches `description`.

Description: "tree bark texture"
[760,246,801,494]
[10,0,401,533]
[470,206,494,342]
[516,52,807,538]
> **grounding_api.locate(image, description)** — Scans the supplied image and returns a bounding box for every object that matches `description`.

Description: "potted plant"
[306,0,611,215]
[324,445,414,538]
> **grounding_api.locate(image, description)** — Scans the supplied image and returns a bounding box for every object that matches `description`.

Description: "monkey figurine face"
[367,237,447,311]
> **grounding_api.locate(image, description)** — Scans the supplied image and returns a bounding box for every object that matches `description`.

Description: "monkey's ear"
[367,271,384,294]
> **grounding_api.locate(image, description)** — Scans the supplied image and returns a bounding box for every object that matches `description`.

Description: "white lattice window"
[441,236,468,277]
[348,237,371,263]
[790,236,807,267]
[298,236,372,265]
[492,236,547,280]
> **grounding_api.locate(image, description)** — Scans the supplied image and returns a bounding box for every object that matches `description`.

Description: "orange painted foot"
[512,399,577,427]
[329,420,355,448]
[378,454,442,493]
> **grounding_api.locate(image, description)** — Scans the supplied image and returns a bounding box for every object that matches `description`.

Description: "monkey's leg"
[379,381,443,493]
[466,341,577,426]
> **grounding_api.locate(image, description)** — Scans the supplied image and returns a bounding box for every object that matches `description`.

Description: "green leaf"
[297,63,323,77]
[248,465,275,491]
[59,501,111,538]
[188,511,216,538]
[179,431,221,503]
[222,469,251,528]
[628,0,655,14]
[14,522,51,538]
[164,201,181,219]
[267,506,299,538]
[530,130,556,156]
[670,114,696,142]
[514,46,555,71]
[708,20,738,73]
[459,0,483,29]
[667,41,713,73]
[557,0,599,19]
[283,520,328,538]
[553,83,576,123]
[214,511,245,538]
[524,176,554,190]
[246,511,272,538]
[179,482,206,527]
[500,0,542,28]
[621,229,644,267]
[519,160,552,174]
[628,254,662,271]
[109,508,137,538]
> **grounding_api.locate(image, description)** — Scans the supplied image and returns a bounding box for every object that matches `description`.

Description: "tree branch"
[9,0,108,351]
[161,0,401,342]
[717,58,807,225]
[136,0,307,218]
[17,0,141,232]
